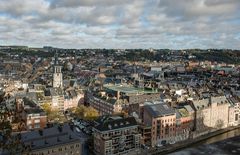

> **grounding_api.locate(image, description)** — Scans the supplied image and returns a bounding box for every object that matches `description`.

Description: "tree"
[74,105,99,121]
[85,107,99,120]
[0,121,12,138]
[41,103,51,115]
[41,103,66,123]
[75,105,85,118]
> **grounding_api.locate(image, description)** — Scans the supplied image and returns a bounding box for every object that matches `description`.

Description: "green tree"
[74,105,99,120]
[85,107,99,120]
[41,103,66,123]
[41,103,51,115]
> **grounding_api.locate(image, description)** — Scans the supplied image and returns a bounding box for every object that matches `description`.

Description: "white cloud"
[0,0,239,49]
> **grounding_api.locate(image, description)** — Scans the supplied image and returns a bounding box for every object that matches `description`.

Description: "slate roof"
[23,98,46,115]
[65,90,78,99]
[94,116,138,132]
[17,123,88,151]
[144,102,175,118]
[227,97,239,105]
[49,88,64,96]
[184,105,194,113]
[192,98,210,110]
[211,96,228,104]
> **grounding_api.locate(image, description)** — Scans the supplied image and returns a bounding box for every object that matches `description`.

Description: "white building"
[193,96,230,132]
[53,53,63,88]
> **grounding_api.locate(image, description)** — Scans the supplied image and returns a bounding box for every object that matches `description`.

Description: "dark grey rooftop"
[22,97,45,115]
[94,116,138,132]
[145,102,175,118]
[17,123,88,151]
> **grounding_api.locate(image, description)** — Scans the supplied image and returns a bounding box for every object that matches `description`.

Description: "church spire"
[53,51,63,88]
[54,51,59,65]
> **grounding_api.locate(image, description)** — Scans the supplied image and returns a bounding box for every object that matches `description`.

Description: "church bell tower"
[53,52,63,88]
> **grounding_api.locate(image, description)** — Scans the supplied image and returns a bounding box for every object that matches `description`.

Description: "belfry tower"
[53,52,63,88]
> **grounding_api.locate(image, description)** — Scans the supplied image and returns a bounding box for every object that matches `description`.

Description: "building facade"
[85,90,122,115]
[193,96,230,133]
[93,116,141,155]
[53,53,63,88]
[142,102,176,146]
[19,124,86,155]
[17,97,47,130]
[227,97,240,126]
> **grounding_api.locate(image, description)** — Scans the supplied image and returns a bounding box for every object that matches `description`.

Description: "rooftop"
[17,123,87,151]
[145,102,175,118]
[178,108,189,117]
[104,84,158,94]
[94,116,138,132]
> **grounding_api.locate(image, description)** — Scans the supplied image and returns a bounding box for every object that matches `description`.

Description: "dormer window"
[108,125,112,129]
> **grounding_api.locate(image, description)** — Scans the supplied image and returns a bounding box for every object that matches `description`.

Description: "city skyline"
[0,0,240,49]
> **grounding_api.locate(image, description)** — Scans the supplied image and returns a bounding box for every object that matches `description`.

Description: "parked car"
[156,143,163,148]
[161,140,167,145]
[141,144,150,150]
[169,141,175,145]
[75,127,81,132]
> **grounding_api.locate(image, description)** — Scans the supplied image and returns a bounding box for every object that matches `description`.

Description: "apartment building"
[85,84,160,116]
[85,90,122,115]
[227,97,240,126]
[192,96,230,132]
[18,124,87,155]
[93,116,141,155]
[142,102,176,146]
[64,89,84,111]
[45,88,64,111]
[17,97,47,130]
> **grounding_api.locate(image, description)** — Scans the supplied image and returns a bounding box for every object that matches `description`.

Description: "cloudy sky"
[0,0,240,49]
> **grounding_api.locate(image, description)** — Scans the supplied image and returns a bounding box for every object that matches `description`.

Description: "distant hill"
[191,50,240,64]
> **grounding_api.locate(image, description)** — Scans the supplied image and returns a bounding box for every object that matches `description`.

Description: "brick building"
[142,102,176,146]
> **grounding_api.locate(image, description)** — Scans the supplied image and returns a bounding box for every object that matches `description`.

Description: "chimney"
[39,129,43,136]
[70,124,74,131]
[44,139,48,144]
[58,125,63,132]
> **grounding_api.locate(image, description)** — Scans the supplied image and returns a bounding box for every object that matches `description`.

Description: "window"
[34,119,40,123]
[27,120,32,125]
[59,148,62,151]
[235,114,238,121]
[28,125,32,129]
[35,124,40,129]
